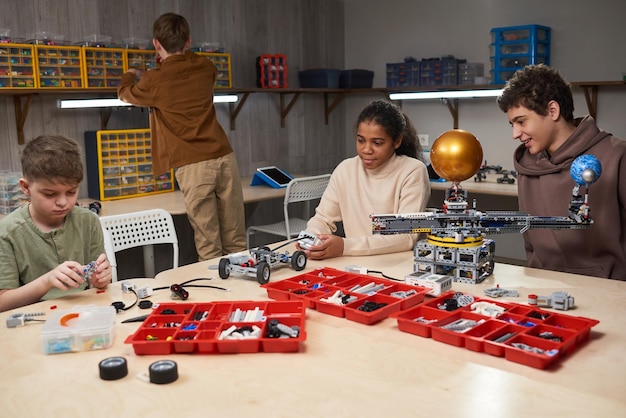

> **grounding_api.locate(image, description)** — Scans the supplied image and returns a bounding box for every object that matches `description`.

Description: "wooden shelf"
[2,81,624,144]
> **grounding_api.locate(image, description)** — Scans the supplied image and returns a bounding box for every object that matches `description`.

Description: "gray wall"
[3,0,626,190]
[343,0,626,169]
[0,0,346,198]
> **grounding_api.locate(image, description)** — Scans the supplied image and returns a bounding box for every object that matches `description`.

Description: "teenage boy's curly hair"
[497,64,574,122]
[21,135,83,185]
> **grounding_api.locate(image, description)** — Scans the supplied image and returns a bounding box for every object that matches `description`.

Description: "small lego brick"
[484,285,519,298]
[405,272,452,296]
[528,291,575,311]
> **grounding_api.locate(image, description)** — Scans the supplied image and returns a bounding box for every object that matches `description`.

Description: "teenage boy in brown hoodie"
[497,64,626,280]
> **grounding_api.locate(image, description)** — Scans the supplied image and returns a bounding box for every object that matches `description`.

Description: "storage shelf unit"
[490,25,550,84]
[198,52,232,88]
[85,129,174,201]
[35,44,83,88]
[125,49,158,72]
[1,82,623,145]
[82,46,126,88]
[0,43,36,88]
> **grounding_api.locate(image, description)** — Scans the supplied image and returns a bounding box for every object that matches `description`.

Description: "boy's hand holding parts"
[45,261,89,291]
[89,253,112,290]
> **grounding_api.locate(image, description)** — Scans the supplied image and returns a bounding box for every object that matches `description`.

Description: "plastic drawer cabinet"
[256,54,287,88]
[386,62,420,88]
[0,43,36,88]
[490,24,551,84]
[0,171,28,214]
[34,44,83,88]
[85,129,174,201]
[198,52,232,88]
[82,46,126,88]
[125,48,158,72]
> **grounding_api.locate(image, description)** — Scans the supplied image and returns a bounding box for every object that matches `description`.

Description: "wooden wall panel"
[0,0,346,198]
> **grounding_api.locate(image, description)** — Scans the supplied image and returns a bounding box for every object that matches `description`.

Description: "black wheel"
[497,178,503,184]
[256,262,270,284]
[218,258,231,279]
[291,251,307,271]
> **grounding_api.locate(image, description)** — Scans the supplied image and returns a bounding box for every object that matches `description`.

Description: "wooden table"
[1,244,623,417]
[82,175,288,216]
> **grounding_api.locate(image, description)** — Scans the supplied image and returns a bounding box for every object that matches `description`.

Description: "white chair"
[246,174,331,248]
[99,208,179,279]
[100,225,118,282]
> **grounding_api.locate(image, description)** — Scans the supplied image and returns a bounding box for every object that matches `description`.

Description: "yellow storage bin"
[82,46,126,88]
[0,43,36,88]
[85,129,174,201]
[34,44,83,88]
[197,52,232,88]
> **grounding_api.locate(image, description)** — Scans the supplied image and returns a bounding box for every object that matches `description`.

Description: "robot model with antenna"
[370,130,602,284]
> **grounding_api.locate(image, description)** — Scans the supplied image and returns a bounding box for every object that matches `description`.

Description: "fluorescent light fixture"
[57,95,238,109]
[389,89,503,101]
[214,94,238,103]
[57,98,132,109]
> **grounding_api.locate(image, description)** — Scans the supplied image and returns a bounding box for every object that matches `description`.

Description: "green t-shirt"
[0,204,104,301]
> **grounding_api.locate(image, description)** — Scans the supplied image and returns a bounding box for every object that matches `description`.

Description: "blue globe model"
[570,154,602,186]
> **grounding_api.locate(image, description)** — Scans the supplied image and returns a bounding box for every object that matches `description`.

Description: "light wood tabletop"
[82,175,288,217]
[1,243,623,417]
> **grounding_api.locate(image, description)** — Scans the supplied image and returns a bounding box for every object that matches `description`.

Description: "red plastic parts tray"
[124,300,306,355]
[390,291,599,369]
[262,267,430,325]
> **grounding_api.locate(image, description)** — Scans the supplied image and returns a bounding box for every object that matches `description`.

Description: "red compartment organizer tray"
[262,267,429,325]
[390,291,599,369]
[124,301,306,355]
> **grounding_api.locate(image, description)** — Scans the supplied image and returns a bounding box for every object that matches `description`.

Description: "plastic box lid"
[40,305,116,354]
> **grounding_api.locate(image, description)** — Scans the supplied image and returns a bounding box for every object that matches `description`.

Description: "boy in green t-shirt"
[0,135,112,312]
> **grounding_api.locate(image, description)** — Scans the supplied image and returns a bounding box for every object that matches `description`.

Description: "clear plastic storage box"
[40,305,116,354]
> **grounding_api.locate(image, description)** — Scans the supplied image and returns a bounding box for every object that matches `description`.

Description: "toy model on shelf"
[474,160,503,182]
[496,170,517,184]
[218,245,307,284]
[474,160,517,184]
[371,129,601,284]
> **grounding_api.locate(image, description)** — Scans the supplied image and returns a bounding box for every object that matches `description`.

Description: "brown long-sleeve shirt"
[118,51,232,175]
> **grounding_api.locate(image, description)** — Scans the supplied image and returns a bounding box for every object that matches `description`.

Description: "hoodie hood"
[514,115,612,176]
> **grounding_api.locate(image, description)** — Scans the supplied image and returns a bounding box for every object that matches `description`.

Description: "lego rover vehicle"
[218,247,307,284]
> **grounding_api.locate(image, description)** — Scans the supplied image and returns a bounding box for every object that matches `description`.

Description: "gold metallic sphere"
[430,129,483,182]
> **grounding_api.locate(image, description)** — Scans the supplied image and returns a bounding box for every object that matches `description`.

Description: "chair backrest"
[283,174,331,236]
[99,209,179,278]
[100,224,118,282]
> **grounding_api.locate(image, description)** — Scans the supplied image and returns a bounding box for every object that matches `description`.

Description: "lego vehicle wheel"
[218,258,231,279]
[256,262,270,284]
[497,178,503,183]
[291,251,307,271]
[89,201,102,214]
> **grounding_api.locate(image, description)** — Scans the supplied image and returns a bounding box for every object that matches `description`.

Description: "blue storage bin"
[298,69,340,88]
[489,24,551,84]
[339,70,374,88]
[386,62,420,88]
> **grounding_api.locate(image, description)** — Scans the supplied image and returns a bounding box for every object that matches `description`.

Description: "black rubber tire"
[291,251,307,271]
[256,262,271,284]
[218,258,230,279]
